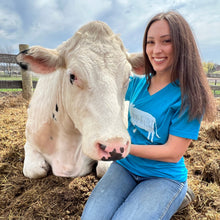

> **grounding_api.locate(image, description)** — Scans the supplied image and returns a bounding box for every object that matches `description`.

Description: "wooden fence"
[207,74,220,97]
[0,44,33,100]
[0,74,220,97]
[0,54,17,64]
[0,80,37,89]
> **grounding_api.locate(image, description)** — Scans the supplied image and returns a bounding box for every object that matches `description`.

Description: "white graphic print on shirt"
[129,104,160,142]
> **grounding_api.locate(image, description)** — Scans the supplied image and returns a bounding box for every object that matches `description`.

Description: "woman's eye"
[163,39,171,44]
[70,74,77,84]
[146,40,154,44]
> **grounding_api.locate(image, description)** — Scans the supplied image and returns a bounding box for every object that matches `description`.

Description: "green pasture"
[0,88,22,92]
[0,76,39,81]
[213,90,220,95]
[213,71,220,74]
[209,81,220,86]
[0,75,38,92]
[0,76,22,80]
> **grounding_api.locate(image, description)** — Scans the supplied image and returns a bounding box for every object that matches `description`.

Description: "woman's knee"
[81,162,136,220]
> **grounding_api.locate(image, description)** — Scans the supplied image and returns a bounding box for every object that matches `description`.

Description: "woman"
[81,11,216,220]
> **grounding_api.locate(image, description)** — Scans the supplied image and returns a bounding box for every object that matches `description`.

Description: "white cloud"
[16,0,113,48]
[0,7,22,40]
[176,0,220,55]
[0,0,219,63]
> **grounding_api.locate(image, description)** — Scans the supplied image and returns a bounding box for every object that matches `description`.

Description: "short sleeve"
[169,107,201,140]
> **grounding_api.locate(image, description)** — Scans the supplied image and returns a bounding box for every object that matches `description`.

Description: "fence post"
[19,44,33,100]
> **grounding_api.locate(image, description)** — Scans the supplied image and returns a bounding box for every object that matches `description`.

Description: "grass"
[213,90,220,96]
[213,70,220,74]
[0,76,39,81]
[0,88,22,92]
[0,76,22,80]
[0,75,38,92]
[207,78,220,96]
[0,77,22,80]
[209,81,220,86]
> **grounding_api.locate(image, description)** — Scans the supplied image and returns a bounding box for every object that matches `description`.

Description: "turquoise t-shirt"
[117,75,201,182]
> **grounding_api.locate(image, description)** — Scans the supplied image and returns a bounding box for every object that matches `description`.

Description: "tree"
[0,46,14,76]
[207,62,215,73]
[202,62,215,74]
[202,62,208,74]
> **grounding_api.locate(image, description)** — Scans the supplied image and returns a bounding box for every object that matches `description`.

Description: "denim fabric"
[81,162,187,220]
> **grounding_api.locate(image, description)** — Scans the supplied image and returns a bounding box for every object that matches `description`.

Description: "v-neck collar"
[146,82,172,97]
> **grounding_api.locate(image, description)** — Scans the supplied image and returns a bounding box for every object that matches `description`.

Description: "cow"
[16,21,144,179]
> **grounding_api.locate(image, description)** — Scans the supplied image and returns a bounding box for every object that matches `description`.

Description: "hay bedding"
[0,93,219,220]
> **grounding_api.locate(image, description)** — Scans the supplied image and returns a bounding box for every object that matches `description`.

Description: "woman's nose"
[153,43,162,53]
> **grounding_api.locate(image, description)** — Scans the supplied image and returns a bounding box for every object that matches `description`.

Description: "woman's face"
[146,19,174,77]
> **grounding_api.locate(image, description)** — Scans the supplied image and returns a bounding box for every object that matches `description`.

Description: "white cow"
[16,21,144,179]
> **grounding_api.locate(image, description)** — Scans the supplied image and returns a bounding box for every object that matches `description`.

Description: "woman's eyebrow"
[160,34,171,38]
[147,34,171,39]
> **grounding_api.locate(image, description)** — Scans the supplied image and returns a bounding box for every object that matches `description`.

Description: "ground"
[0,92,219,219]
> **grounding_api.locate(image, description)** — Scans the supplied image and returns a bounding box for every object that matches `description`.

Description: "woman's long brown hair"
[143,11,216,121]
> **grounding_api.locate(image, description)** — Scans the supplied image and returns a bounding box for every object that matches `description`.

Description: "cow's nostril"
[98,141,128,161]
[99,144,106,151]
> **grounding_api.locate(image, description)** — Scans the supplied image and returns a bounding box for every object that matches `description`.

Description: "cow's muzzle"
[97,140,129,161]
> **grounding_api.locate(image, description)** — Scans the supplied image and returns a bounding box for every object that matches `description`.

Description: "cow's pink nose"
[97,141,129,161]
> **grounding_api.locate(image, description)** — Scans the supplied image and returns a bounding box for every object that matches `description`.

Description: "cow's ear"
[128,53,145,75]
[16,46,65,74]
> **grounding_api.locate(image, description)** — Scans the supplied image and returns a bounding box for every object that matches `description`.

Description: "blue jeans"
[81,162,187,220]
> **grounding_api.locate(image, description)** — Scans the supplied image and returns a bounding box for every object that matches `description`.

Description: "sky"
[0,0,220,64]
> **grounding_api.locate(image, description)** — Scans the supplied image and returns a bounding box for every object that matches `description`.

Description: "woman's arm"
[129,134,192,163]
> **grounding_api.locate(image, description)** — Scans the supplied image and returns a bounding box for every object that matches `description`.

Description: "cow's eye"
[70,74,76,84]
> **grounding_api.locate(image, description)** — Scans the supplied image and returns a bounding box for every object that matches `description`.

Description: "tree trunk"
[19,44,33,100]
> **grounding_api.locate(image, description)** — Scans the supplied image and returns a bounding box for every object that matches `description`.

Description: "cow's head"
[16,21,144,161]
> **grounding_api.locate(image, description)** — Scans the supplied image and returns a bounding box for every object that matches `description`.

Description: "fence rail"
[207,73,220,78]
[0,53,17,64]
[207,74,220,97]
[0,74,220,97]
[210,85,220,97]
[0,80,37,89]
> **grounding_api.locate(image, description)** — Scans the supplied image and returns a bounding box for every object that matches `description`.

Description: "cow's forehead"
[64,32,127,58]
[65,40,130,77]
[58,21,128,65]
[57,21,131,81]
[68,55,130,84]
